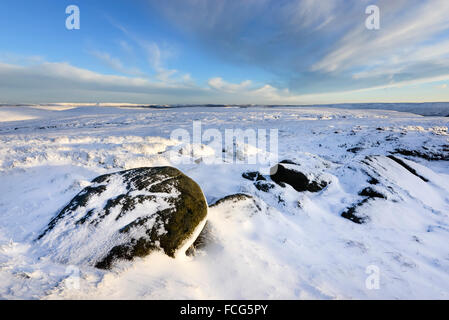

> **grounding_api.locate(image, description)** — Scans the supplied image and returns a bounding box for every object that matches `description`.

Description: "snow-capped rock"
[270,160,332,192]
[36,166,208,269]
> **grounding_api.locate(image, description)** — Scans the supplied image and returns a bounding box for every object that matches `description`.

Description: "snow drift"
[0,104,448,299]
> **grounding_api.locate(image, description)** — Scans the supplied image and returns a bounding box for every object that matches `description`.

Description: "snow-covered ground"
[0,104,448,299]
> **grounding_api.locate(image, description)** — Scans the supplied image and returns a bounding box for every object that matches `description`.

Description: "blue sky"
[1,0,449,104]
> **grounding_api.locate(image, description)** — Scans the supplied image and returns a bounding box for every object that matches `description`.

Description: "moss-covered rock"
[37,167,207,269]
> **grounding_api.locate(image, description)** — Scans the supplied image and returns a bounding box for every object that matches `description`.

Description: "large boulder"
[37,167,208,269]
[270,160,330,192]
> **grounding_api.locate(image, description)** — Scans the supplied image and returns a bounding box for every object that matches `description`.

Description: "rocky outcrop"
[37,167,208,269]
[270,160,330,192]
[242,171,266,181]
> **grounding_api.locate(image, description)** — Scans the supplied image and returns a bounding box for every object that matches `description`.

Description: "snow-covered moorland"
[0,104,448,299]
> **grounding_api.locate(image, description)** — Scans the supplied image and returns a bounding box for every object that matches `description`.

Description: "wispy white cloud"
[0,52,45,65]
[151,0,449,98]
[208,77,252,93]
[312,0,449,74]
[90,50,144,76]
[140,41,180,82]
[107,19,184,84]
[118,40,134,55]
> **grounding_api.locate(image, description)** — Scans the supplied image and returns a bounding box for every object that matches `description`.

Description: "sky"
[1,0,449,105]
